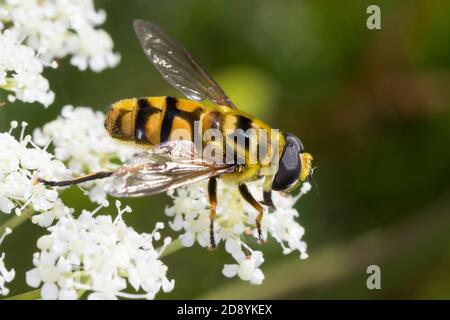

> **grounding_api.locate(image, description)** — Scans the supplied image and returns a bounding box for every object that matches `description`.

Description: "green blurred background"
[1,0,450,299]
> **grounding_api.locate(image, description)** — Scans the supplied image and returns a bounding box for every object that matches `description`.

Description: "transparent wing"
[133,19,237,109]
[104,141,235,197]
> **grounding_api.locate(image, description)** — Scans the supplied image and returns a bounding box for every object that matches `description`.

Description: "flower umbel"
[0,121,72,227]
[0,228,15,296]
[0,28,55,106]
[0,0,120,107]
[26,201,175,300]
[165,179,311,284]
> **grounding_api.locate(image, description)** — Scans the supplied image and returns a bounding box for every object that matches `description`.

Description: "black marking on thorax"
[235,116,254,150]
[221,116,255,165]
[208,111,222,130]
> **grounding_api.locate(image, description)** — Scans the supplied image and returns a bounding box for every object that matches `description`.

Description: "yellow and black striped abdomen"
[105,96,206,146]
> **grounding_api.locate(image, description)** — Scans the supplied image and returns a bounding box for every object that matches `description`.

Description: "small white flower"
[0,122,72,227]
[69,28,120,72]
[33,106,137,205]
[0,228,15,296]
[165,179,311,285]
[26,202,175,300]
[262,184,310,259]
[223,245,265,285]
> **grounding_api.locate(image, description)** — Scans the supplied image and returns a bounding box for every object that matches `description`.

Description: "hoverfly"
[39,20,314,248]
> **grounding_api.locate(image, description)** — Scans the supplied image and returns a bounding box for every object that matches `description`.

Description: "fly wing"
[104,141,235,197]
[133,19,237,109]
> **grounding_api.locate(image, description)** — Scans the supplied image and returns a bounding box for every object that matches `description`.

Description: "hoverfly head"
[272,133,313,192]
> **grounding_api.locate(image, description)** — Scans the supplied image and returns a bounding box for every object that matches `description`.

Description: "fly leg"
[208,177,218,250]
[262,190,276,210]
[37,171,113,187]
[261,176,276,210]
[239,183,265,243]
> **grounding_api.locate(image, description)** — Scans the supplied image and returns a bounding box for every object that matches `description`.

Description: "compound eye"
[272,141,301,191]
[286,133,304,153]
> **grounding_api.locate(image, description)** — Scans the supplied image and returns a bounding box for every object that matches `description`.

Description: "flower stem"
[0,207,34,234]
[159,238,183,258]
[7,273,91,300]
[75,275,92,299]
[5,289,40,300]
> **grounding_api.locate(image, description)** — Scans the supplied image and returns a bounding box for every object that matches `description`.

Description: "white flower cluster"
[0,228,15,296]
[0,0,120,107]
[34,105,136,205]
[166,179,311,284]
[0,121,72,227]
[0,28,55,106]
[26,201,175,300]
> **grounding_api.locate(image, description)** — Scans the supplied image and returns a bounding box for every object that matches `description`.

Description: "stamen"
[0,228,12,245]
[8,121,18,134]
[91,203,107,216]
[43,137,54,151]
[15,193,35,215]
[158,237,172,257]
[113,200,132,224]
[292,181,312,203]
[19,121,28,142]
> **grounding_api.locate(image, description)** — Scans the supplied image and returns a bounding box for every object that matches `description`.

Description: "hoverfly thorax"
[272,133,313,191]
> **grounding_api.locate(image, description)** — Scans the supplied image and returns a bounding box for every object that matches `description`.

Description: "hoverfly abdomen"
[105,98,138,141]
[105,96,207,146]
